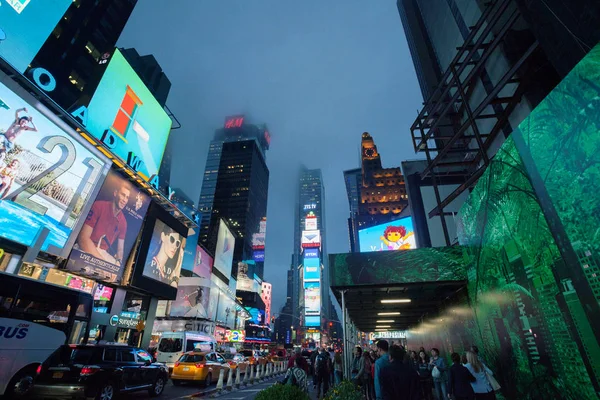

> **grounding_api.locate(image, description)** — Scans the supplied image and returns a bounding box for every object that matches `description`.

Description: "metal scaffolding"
[410,0,540,245]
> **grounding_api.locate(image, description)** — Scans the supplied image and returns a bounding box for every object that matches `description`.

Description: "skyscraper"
[294,167,331,335]
[28,0,138,110]
[344,133,409,251]
[198,116,270,281]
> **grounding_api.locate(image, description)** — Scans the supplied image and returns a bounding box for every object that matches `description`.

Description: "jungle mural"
[407,44,600,399]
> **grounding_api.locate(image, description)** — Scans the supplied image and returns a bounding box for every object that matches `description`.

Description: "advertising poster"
[66,170,149,283]
[304,282,321,316]
[193,245,213,279]
[244,306,266,325]
[305,212,317,230]
[236,260,255,292]
[0,0,71,72]
[358,216,416,252]
[303,257,320,281]
[301,230,321,248]
[0,81,108,255]
[93,284,114,301]
[141,219,186,288]
[213,219,235,279]
[252,250,265,262]
[169,277,211,319]
[85,49,172,179]
[180,231,198,273]
[216,292,236,327]
[305,316,320,327]
[304,248,319,259]
[251,232,265,249]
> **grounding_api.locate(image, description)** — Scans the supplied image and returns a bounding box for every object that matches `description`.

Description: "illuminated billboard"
[358,216,416,252]
[253,250,265,262]
[305,213,317,230]
[169,277,211,319]
[236,260,256,292]
[301,230,321,248]
[0,0,71,72]
[67,170,150,283]
[303,257,320,281]
[304,248,319,259]
[252,232,265,249]
[0,79,109,256]
[141,219,186,288]
[304,282,320,316]
[85,49,172,180]
[213,219,235,279]
[305,316,320,327]
[224,115,244,129]
[245,306,266,325]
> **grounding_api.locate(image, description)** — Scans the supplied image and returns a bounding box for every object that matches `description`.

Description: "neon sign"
[304,204,317,211]
[224,116,244,129]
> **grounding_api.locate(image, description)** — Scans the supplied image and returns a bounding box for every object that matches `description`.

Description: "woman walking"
[448,352,475,400]
[417,350,434,400]
[464,351,496,400]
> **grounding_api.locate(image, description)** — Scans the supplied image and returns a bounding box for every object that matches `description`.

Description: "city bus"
[0,271,93,397]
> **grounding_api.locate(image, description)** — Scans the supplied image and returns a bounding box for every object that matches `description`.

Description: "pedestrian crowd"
[281,343,499,400]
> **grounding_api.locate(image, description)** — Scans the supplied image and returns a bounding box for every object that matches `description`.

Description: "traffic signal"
[329,322,333,327]
[271,316,275,324]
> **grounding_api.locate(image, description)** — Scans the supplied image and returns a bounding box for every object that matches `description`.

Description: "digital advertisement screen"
[213,219,235,279]
[358,216,416,252]
[252,232,265,249]
[303,257,320,282]
[0,0,71,72]
[0,80,109,255]
[304,248,319,259]
[252,250,265,262]
[236,260,256,292]
[304,282,321,316]
[301,230,321,248]
[67,170,150,283]
[225,330,245,343]
[245,306,266,325]
[193,245,213,279]
[215,292,236,327]
[141,219,186,288]
[169,277,211,319]
[93,284,114,302]
[305,316,320,327]
[305,214,317,230]
[85,49,172,180]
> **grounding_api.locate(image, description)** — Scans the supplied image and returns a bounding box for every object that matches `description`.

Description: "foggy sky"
[117,1,424,312]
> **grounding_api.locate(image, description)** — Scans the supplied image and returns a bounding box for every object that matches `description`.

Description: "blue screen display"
[0,0,71,72]
[303,257,320,281]
[305,316,320,327]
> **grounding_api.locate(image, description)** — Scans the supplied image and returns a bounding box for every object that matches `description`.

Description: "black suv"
[32,344,169,400]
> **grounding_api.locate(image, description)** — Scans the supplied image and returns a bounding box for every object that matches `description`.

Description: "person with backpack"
[315,347,331,398]
[281,356,308,393]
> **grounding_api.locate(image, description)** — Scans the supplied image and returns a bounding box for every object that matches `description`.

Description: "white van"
[157,331,217,371]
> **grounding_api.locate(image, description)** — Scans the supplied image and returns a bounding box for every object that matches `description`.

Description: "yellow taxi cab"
[239,349,260,365]
[224,353,249,373]
[171,351,231,387]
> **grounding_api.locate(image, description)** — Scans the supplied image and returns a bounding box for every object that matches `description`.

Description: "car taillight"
[36,365,42,375]
[174,362,180,368]
[195,363,205,368]
[80,366,100,376]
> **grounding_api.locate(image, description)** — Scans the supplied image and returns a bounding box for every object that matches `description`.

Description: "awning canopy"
[331,281,466,332]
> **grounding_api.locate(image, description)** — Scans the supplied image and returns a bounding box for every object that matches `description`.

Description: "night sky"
[117,1,423,311]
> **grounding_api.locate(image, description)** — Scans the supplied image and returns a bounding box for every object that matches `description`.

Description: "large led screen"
[0,0,71,72]
[303,257,320,281]
[305,316,320,327]
[85,49,172,179]
[358,216,416,252]
[193,245,212,279]
[0,79,108,255]
[301,230,321,248]
[66,170,150,283]
[213,219,235,279]
[141,219,186,288]
[169,277,211,319]
[304,282,320,316]
[245,306,266,325]
[236,260,256,292]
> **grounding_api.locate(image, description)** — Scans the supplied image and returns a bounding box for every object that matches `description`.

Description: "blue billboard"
[305,316,320,327]
[253,250,265,262]
[304,248,319,259]
[303,257,320,281]
[358,216,417,252]
[244,306,266,325]
[0,0,71,72]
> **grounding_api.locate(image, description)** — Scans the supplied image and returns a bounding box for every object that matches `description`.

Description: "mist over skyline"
[117,0,424,312]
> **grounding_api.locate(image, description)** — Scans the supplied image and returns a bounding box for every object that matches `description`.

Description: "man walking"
[315,347,331,398]
[380,345,420,400]
[374,340,390,400]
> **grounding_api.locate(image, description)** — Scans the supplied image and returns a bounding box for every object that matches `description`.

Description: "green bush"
[324,380,363,400]
[255,383,309,400]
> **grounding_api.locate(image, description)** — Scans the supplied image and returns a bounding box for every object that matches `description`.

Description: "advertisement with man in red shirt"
[66,170,150,283]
